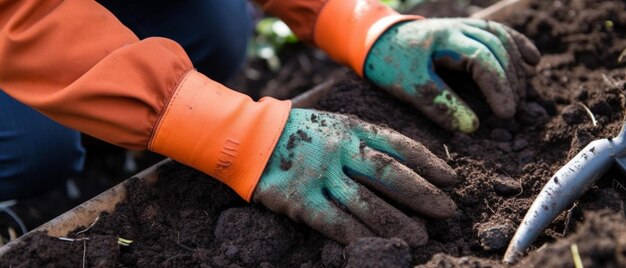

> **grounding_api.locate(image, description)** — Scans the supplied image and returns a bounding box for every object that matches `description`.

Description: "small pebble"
[561,105,585,125]
[477,222,515,251]
[492,176,521,196]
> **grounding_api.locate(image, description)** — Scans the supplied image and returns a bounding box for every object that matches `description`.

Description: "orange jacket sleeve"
[255,0,421,75]
[254,0,328,43]
[0,0,189,149]
[0,0,291,200]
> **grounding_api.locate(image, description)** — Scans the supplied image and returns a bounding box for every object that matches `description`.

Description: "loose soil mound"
[4,0,626,267]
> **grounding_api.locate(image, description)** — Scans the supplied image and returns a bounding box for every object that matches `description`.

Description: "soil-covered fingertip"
[505,27,541,65]
[335,184,429,247]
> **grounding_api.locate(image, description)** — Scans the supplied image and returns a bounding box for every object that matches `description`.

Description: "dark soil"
[4,0,626,267]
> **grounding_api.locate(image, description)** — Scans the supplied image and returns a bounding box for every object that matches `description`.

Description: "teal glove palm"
[365,18,541,133]
[253,109,457,246]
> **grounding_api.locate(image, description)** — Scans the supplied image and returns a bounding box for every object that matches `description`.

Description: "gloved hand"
[253,109,457,246]
[365,19,541,133]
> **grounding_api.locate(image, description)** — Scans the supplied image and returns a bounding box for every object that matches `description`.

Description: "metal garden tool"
[503,118,626,263]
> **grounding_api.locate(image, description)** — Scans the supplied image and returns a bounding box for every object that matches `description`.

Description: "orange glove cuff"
[314,0,423,76]
[149,70,291,201]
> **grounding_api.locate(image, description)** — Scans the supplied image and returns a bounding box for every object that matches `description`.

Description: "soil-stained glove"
[364,19,541,133]
[312,0,540,133]
[253,109,457,246]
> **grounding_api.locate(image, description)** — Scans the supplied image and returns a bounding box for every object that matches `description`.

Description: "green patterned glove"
[253,109,457,246]
[365,18,541,133]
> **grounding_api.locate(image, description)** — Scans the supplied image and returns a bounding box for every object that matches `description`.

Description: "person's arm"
[255,0,540,133]
[0,0,290,200]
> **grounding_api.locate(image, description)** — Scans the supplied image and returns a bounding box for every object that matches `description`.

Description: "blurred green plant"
[249,17,298,72]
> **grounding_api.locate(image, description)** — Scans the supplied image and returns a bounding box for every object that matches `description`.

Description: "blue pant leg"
[0,91,85,200]
[98,0,252,82]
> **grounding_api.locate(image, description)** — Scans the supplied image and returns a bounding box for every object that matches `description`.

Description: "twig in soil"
[513,179,524,197]
[484,199,495,214]
[75,216,100,236]
[570,243,584,268]
[443,144,452,160]
[619,48,626,63]
[164,254,185,264]
[577,103,597,127]
[58,237,90,242]
[602,74,618,88]
[176,242,194,252]
[175,231,194,251]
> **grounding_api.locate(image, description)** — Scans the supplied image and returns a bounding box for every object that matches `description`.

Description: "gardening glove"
[253,109,458,246]
[364,19,541,133]
[311,0,540,133]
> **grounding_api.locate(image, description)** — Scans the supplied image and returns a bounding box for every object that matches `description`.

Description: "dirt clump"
[345,237,411,268]
[476,220,516,251]
[518,211,626,268]
[213,207,296,265]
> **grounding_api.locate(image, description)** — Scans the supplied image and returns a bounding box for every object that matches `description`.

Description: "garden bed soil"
[4,0,626,267]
